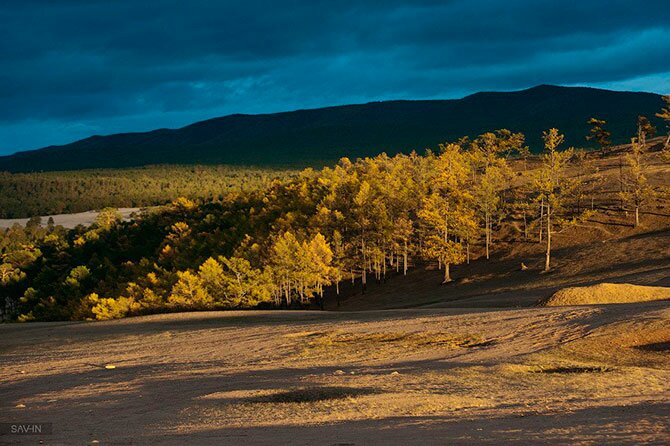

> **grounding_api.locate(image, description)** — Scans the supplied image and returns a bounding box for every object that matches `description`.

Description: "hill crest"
[0,84,664,172]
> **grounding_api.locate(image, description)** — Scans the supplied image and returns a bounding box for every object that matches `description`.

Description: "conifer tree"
[637,115,657,146]
[656,95,670,150]
[330,230,346,297]
[168,271,214,309]
[419,143,474,282]
[352,181,375,292]
[473,163,510,259]
[197,257,226,301]
[393,217,413,275]
[586,117,612,152]
[535,129,575,272]
[305,233,334,305]
[468,131,518,258]
[621,137,654,227]
[95,208,122,230]
[218,256,270,307]
[270,231,302,306]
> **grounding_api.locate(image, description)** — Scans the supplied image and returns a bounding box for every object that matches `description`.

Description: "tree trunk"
[403,240,408,276]
[285,279,290,307]
[539,198,544,243]
[466,241,470,265]
[485,211,490,259]
[635,205,640,227]
[544,204,552,272]
[443,262,452,283]
[361,238,367,293]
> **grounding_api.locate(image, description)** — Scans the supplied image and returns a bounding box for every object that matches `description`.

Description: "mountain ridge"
[1,84,665,172]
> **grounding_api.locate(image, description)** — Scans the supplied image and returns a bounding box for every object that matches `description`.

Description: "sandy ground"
[1,303,668,445]
[0,208,141,229]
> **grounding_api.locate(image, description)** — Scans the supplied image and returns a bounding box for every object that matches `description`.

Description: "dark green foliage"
[0,165,297,218]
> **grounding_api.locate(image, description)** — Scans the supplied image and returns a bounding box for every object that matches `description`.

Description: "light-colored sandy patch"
[543,282,670,306]
[0,207,141,229]
[295,330,488,362]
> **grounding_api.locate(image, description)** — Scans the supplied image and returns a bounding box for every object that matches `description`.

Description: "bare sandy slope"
[0,208,141,229]
[327,225,670,311]
[1,303,668,445]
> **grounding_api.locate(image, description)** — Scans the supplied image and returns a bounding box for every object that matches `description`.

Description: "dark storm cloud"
[1,0,669,153]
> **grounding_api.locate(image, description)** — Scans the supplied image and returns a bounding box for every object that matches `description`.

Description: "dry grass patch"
[504,363,612,375]
[311,331,484,347]
[294,330,488,361]
[546,314,670,369]
[543,283,670,306]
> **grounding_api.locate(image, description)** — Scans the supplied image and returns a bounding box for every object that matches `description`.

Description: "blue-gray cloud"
[1,0,669,154]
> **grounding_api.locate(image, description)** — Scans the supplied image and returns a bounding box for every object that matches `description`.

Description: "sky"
[1,0,669,155]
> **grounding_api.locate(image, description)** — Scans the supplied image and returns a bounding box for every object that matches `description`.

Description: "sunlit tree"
[621,137,654,227]
[534,129,575,272]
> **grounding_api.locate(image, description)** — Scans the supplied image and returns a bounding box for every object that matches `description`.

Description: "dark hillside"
[0,85,664,172]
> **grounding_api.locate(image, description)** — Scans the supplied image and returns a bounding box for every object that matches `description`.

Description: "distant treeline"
[0,165,298,218]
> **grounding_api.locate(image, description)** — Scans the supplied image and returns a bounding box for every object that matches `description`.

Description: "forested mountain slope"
[0,85,664,172]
